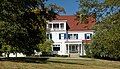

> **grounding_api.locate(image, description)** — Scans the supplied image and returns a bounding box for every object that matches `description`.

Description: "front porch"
[65,41,86,57]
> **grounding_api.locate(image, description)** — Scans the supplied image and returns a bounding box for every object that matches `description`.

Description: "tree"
[77,0,120,22]
[0,43,11,57]
[37,39,53,56]
[77,0,120,60]
[0,0,64,56]
[91,12,120,60]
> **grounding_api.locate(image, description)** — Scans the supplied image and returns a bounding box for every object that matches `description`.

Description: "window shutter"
[90,34,92,39]
[59,34,61,39]
[50,34,52,39]
[85,34,87,39]
[64,34,66,39]
[76,34,78,39]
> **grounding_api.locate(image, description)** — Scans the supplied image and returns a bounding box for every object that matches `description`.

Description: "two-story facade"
[46,15,95,57]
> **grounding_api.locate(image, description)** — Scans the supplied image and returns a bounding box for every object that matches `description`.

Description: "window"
[85,33,92,39]
[68,34,78,39]
[53,44,60,51]
[59,33,67,39]
[74,34,78,39]
[68,34,72,39]
[53,47,60,51]
[53,24,59,28]
[60,23,64,29]
[48,24,52,28]
[47,33,52,39]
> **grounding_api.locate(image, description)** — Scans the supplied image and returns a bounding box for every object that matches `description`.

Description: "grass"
[0,57,120,69]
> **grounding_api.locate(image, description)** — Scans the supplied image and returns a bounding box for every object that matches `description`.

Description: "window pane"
[87,35,90,39]
[48,24,52,28]
[53,47,60,51]
[60,23,64,29]
[85,33,92,39]
[72,46,75,51]
[53,24,59,28]
[68,34,72,39]
[68,34,70,39]
[74,34,78,39]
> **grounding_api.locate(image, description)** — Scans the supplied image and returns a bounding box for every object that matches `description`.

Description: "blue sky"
[48,0,79,15]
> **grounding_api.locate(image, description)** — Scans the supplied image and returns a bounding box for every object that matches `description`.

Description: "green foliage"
[84,44,92,58]
[90,13,120,60]
[77,0,120,22]
[1,44,11,52]
[77,0,120,60]
[0,0,64,55]
[37,39,53,53]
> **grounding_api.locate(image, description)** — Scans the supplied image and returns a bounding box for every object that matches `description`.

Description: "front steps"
[69,53,79,58]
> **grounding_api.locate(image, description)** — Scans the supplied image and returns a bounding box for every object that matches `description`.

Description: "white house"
[1,15,95,57]
[46,15,95,57]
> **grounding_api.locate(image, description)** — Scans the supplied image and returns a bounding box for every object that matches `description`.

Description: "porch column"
[81,44,83,56]
[78,44,80,54]
[52,45,53,51]
[68,44,69,54]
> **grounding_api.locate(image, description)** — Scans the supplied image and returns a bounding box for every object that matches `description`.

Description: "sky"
[48,0,79,15]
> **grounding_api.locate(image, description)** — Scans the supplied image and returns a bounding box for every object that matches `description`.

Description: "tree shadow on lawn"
[0,57,49,64]
[0,57,86,65]
[0,57,91,66]
[48,60,85,65]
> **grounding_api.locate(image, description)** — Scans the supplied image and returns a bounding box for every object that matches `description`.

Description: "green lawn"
[0,58,120,69]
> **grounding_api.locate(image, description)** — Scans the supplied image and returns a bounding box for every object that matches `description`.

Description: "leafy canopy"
[78,0,120,60]
[0,0,64,55]
[91,12,120,60]
[77,0,120,22]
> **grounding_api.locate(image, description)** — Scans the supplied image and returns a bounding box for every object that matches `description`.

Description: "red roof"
[56,15,96,31]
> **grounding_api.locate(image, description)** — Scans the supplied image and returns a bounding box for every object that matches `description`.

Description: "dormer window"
[53,24,59,29]
[60,23,64,29]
